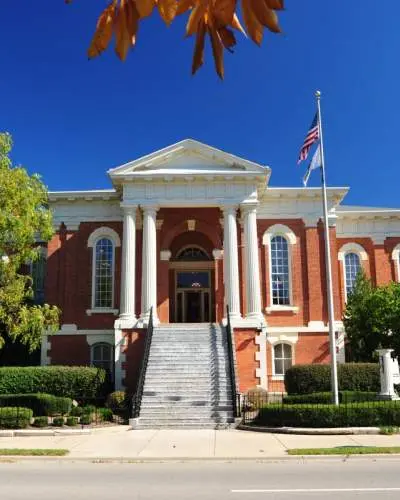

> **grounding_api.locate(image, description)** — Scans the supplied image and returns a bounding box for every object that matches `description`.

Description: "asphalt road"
[1,459,400,499]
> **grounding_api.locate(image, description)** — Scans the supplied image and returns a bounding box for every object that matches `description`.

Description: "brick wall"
[234,328,258,392]
[49,335,90,365]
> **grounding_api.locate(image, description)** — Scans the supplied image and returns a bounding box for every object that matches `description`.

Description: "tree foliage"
[343,273,400,361]
[0,133,59,352]
[66,0,284,78]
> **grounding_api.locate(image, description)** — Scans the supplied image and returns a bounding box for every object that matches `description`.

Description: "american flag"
[297,112,319,163]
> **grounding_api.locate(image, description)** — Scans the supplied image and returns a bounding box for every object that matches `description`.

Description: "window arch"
[175,246,210,261]
[273,343,293,376]
[338,243,368,301]
[88,227,120,310]
[91,342,114,380]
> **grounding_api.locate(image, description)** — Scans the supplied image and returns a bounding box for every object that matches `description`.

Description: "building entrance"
[175,271,211,323]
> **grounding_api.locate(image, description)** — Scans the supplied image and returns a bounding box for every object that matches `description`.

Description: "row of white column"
[119,203,264,325]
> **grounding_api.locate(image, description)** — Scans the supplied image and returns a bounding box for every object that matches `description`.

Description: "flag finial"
[315,90,321,98]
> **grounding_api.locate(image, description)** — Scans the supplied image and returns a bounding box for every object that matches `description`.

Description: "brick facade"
[42,140,400,395]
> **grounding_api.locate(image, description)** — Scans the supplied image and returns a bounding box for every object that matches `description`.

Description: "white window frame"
[271,341,294,379]
[392,244,400,282]
[263,224,298,313]
[87,227,121,314]
[338,242,368,302]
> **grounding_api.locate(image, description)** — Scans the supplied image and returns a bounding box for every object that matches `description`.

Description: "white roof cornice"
[48,189,119,202]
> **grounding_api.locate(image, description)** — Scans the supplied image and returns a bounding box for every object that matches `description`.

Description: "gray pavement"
[1,460,400,499]
[2,426,400,459]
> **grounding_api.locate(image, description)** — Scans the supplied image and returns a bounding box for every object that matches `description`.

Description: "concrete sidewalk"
[2,427,400,459]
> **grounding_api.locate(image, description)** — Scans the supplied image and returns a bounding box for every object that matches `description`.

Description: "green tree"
[0,133,59,353]
[343,273,400,361]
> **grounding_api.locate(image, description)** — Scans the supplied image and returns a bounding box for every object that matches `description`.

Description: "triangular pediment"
[108,139,270,180]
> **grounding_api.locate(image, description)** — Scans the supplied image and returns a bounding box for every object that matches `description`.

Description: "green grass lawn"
[0,449,69,456]
[288,446,400,456]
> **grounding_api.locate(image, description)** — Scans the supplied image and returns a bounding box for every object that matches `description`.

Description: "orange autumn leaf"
[72,0,284,77]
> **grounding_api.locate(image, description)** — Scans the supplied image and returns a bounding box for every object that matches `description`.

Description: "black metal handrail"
[225,305,238,417]
[132,307,154,418]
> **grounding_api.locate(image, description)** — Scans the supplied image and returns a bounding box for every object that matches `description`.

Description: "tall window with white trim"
[270,235,290,305]
[94,238,114,308]
[344,252,361,298]
[273,343,293,376]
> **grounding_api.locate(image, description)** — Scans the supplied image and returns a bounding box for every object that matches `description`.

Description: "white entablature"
[108,139,271,207]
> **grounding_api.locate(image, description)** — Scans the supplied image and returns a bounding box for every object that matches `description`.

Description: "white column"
[140,204,159,324]
[222,205,241,320]
[119,205,137,322]
[242,203,263,322]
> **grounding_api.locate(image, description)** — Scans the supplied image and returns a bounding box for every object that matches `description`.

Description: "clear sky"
[1,1,399,207]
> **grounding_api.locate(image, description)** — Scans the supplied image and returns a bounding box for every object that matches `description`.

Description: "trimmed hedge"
[0,407,33,429]
[0,366,106,399]
[66,416,78,427]
[254,401,400,428]
[52,417,64,427]
[283,391,378,405]
[0,393,72,416]
[33,416,49,428]
[284,363,380,395]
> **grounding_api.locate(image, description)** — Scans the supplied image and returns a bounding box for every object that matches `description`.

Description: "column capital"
[141,203,159,214]
[240,201,259,215]
[221,204,238,216]
[120,203,138,215]
[212,249,223,260]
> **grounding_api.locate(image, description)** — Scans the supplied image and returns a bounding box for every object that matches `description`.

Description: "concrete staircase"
[135,324,235,429]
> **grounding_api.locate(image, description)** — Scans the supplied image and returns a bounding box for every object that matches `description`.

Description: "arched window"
[344,252,361,298]
[273,343,293,376]
[176,246,210,261]
[87,227,120,312]
[270,236,290,306]
[91,342,114,380]
[94,238,114,308]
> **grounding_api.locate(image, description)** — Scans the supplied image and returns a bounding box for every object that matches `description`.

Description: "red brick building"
[39,140,400,395]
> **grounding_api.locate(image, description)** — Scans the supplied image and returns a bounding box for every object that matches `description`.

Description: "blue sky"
[1,1,399,207]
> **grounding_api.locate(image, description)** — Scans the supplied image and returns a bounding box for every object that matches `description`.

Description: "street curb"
[1,454,400,463]
[0,429,91,437]
[237,424,382,435]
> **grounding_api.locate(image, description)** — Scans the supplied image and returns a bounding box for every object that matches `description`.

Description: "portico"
[111,139,270,329]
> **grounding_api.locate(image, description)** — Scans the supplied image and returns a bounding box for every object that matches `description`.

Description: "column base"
[222,315,266,329]
[114,315,137,330]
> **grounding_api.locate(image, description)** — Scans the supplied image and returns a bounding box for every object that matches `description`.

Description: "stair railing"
[225,305,239,417]
[132,307,154,418]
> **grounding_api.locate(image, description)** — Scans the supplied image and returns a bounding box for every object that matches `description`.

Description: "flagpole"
[315,90,339,406]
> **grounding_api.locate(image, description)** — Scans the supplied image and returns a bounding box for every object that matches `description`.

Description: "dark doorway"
[185,291,202,323]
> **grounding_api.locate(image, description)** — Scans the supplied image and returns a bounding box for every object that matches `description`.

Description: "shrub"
[253,401,400,428]
[32,416,49,428]
[106,391,127,414]
[283,391,378,405]
[0,366,106,399]
[97,407,113,422]
[66,416,79,427]
[284,363,380,395]
[79,414,92,425]
[0,407,33,429]
[0,393,72,416]
[52,417,64,427]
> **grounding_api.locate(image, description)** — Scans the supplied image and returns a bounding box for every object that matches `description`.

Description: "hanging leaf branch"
[66,0,284,78]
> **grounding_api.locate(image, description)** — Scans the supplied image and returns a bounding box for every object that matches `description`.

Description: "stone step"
[137,416,234,424]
